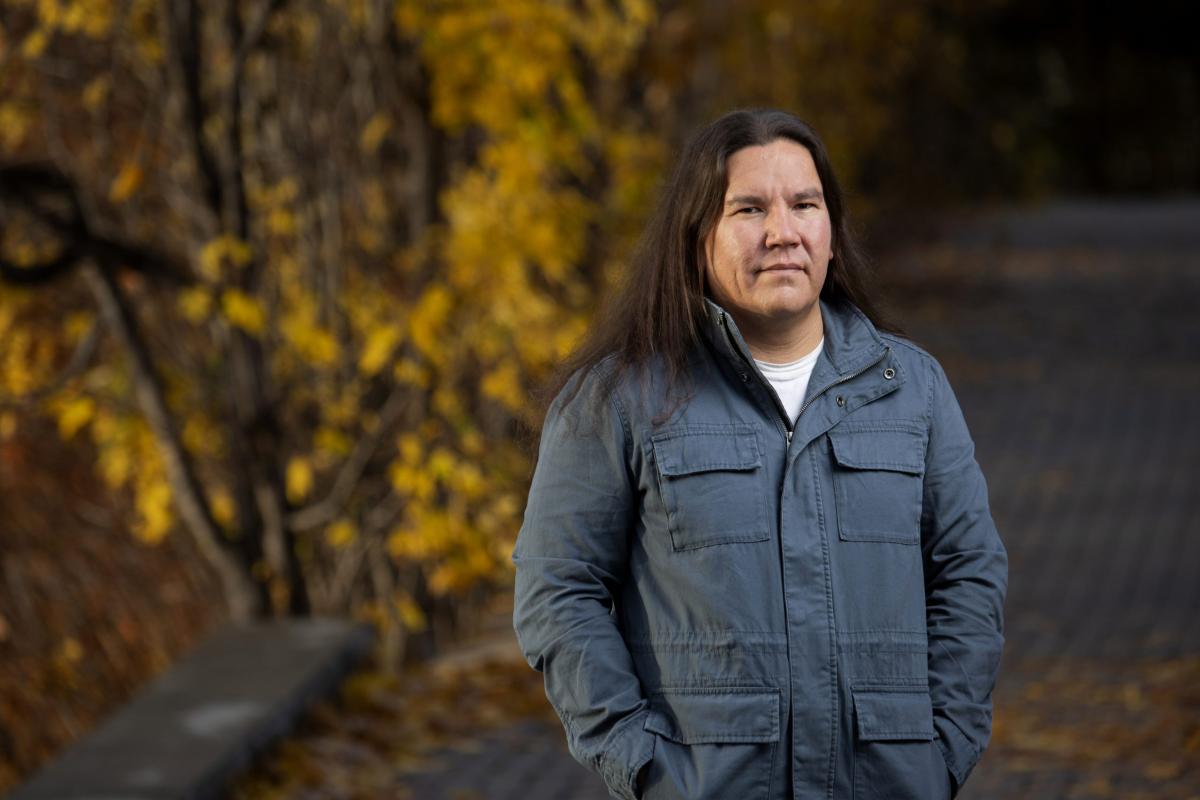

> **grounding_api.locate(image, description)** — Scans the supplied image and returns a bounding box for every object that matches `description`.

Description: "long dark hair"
[546,108,898,413]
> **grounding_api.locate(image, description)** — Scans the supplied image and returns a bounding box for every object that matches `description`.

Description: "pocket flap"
[853,688,935,741]
[653,425,761,478]
[828,427,925,474]
[644,687,780,744]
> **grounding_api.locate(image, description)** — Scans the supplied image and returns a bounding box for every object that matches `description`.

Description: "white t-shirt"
[755,338,824,424]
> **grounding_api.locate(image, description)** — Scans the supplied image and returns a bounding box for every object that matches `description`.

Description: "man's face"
[704,138,832,332]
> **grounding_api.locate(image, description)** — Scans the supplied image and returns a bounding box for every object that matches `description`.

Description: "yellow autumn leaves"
[0,0,661,631]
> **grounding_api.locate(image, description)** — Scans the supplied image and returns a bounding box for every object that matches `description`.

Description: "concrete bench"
[10,618,373,800]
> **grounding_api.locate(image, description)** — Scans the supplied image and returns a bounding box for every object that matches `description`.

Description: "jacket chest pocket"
[828,425,926,545]
[651,424,769,551]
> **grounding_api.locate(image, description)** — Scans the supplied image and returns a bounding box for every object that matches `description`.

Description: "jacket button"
[740,373,750,382]
[836,395,845,407]
[883,367,896,380]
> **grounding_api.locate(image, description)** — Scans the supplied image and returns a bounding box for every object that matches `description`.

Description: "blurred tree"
[0,0,656,662]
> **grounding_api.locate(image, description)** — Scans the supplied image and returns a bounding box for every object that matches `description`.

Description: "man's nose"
[763,203,801,249]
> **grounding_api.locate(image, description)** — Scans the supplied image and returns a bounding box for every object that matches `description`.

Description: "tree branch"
[0,163,190,285]
[165,0,224,220]
[289,381,414,531]
[0,249,81,285]
[82,262,264,619]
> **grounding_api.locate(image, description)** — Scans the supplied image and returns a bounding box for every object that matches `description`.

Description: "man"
[513,109,1006,800]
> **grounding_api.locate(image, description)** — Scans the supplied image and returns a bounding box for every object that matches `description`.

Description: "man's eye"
[735,206,761,215]
[795,202,816,210]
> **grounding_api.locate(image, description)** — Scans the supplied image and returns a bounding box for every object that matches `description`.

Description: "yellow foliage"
[133,477,173,544]
[358,323,401,377]
[22,29,49,58]
[181,413,223,458]
[266,208,296,236]
[481,361,526,413]
[285,456,314,503]
[280,296,339,367]
[56,395,95,438]
[396,432,422,465]
[314,425,351,458]
[0,101,35,149]
[199,235,253,281]
[325,518,357,548]
[393,592,427,633]
[210,487,236,528]
[82,75,109,111]
[408,285,452,360]
[449,462,486,500]
[386,517,444,561]
[393,358,429,389]
[178,286,212,323]
[64,311,93,340]
[426,447,456,480]
[1,329,37,396]
[97,440,132,488]
[1,0,662,611]
[360,112,391,154]
[0,412,17,441]
[57,637,83,664]
[220,288,267,334]
[362,180,389,224]
[388,461,435,502]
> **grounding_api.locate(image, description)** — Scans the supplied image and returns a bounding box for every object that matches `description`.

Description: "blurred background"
[1,0,1197,797]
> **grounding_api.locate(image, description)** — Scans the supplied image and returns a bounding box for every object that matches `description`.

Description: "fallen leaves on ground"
[990,656,1200,798]
[229,650,555,800]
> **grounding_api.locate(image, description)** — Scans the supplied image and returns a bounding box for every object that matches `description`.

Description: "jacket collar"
[701,297,888,383]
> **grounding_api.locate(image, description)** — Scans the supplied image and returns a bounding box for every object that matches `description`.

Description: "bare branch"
[82,262,263,620]
[234,0,290,71]
[364,489,406,536]
[164,0,224,220]
[289,382,414,531]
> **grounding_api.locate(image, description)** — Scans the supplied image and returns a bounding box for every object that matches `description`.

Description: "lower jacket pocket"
[851,687,949,800]
[640,687,779,800]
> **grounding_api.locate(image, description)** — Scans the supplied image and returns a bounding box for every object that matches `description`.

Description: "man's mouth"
[759,263,808,272]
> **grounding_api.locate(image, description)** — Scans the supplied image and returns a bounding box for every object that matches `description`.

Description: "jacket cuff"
[599,710,657,800]
[933,716,979,791]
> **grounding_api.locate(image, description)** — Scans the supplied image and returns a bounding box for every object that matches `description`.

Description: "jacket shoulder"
[548,354,623,418]
[878,333,947,377]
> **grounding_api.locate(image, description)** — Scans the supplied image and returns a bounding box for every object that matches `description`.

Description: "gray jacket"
[513,299,1007,800]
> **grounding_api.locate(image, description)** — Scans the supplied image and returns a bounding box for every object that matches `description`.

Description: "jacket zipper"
[720,313,890,444]
[720,314,795,441]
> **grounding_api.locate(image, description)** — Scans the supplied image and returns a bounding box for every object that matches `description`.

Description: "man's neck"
[736,308,824,364]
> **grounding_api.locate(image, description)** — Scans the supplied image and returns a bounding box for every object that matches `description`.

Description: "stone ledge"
[10,618,373,800]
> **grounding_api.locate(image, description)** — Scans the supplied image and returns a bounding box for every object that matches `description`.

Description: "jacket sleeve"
[512,369,655,800]
[920,358,1008,793]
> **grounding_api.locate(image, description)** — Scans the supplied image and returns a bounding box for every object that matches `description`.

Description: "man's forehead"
[724,140,822,194]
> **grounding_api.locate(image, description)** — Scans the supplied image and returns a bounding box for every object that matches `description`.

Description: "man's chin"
[757,298,820,322]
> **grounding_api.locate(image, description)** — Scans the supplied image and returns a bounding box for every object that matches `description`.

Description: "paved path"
[11,620,372,800]
[399,201,1200,799]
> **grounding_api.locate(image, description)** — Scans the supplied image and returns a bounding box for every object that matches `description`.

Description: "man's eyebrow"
[725,189,825,206]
